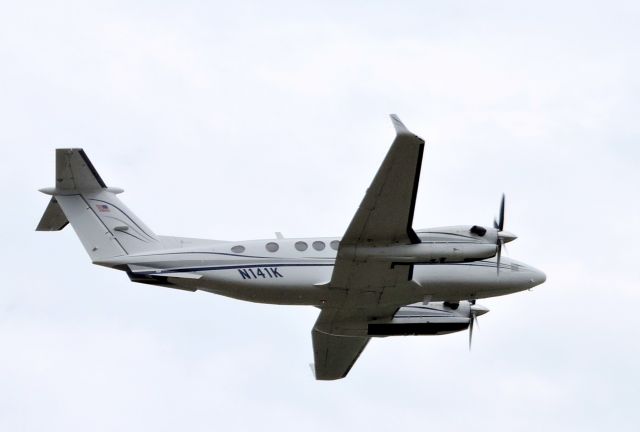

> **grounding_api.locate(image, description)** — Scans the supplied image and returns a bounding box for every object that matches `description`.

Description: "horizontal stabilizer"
[56,148,107,191]
[127,264,203,280]
[36,197,69,231]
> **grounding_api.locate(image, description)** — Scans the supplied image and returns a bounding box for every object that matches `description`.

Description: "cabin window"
[295,241,308,251]
[330,240,340,251]
[312,241,325,251]
[231,245,245,253]
[265,242,279,252]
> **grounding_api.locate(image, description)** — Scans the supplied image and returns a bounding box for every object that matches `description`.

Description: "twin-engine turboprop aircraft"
[37,115,546,380]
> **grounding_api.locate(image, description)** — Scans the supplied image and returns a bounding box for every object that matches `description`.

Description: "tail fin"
[37,149,162,261]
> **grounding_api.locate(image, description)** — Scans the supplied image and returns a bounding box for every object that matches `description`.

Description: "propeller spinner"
[468,303,490,350]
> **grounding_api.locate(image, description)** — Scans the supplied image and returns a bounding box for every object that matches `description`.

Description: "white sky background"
[1,0,639,430]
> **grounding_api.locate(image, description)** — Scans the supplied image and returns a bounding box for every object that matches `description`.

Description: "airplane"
[36,115,546,380]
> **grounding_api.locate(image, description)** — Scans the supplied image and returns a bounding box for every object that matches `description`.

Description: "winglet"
[390,114,411,136]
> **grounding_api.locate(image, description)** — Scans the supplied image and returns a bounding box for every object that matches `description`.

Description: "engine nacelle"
[345,242,496,264]
[367,301,482,337]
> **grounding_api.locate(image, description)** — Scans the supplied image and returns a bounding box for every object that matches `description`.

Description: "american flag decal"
[96,204,110,212]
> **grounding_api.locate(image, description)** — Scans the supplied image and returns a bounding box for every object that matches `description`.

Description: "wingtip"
[389,114,425,144]
[389,114,411,135]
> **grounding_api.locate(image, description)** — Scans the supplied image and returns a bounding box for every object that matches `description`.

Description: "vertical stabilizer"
[56,148,107,191]
[37,149,162,261]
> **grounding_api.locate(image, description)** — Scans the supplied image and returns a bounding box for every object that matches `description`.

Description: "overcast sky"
[1,1,640,430]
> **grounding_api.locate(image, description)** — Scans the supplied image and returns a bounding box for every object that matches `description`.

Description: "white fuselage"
[102,234,546,307]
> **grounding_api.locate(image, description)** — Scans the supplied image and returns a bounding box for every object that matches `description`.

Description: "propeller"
[494,194,505,275]
[468,310,477,350]
[468,303,489,350]
[493,194,517,275]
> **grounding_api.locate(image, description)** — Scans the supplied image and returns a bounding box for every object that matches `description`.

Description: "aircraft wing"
[312,306,398,380]
[341,114,425,246]
[312,116,425,380]
[330,115,424,296]
[312,330,370,380]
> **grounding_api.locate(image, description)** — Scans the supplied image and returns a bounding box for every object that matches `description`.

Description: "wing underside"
[312,304,399,380]
[312,330,370,380]
[312,115,426,380]
[340,114,425,246]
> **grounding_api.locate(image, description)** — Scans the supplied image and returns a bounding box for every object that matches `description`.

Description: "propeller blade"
[468,311,474,350]
[494,193,506,275]
[468,304,489,350]
[498,193,505,231]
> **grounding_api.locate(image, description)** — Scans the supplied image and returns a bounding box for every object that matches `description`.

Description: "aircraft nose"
[528,266,546,286]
